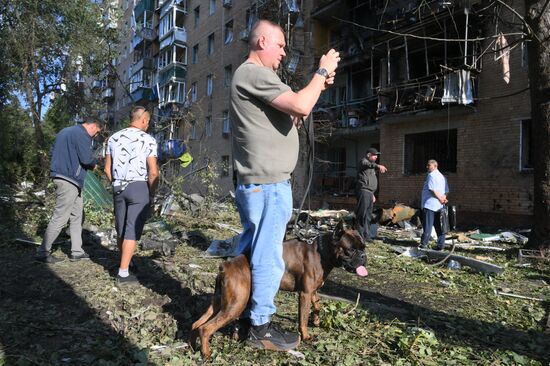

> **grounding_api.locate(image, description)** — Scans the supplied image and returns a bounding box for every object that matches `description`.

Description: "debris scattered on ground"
[518,249,550,263]
[495,291,544,302]
[215,222,241,234]
[393,246,505,275]
[205,234,241,257]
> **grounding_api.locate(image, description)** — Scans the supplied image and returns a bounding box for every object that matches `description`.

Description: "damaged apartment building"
[93,0,312,195]
[309,0,533,226]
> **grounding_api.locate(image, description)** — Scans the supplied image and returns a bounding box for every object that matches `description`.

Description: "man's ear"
[258,35,267,49]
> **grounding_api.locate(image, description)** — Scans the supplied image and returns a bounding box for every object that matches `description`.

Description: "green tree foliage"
[0,0,121,182]
[0,100,37,183]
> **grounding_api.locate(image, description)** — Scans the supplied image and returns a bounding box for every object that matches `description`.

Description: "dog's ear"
[333,220,345,241]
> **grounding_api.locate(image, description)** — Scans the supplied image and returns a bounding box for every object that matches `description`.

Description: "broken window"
[520,119,533,171]
[404,129,457,174]
[350,66,372,101]
[192,44,198,64]
[194,6,200,28]
[191,82,197,102]
[224,65,232,88]
[209,0,216,15]
[206,74,213,96]
[207,33,215,55]
[225,20,234,44]
[222,110,231,134]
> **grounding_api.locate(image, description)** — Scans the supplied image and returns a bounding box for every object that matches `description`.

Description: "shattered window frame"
[404,129,457,175]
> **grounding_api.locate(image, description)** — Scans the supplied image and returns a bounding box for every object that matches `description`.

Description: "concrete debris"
[447,260,462,270]
[392,246,504,275]
[141,237,179,256]
[518,249,550,263]
[468,231,528,244]
[379,204,418,226]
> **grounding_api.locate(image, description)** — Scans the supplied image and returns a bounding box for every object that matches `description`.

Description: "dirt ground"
[0,196,549,366]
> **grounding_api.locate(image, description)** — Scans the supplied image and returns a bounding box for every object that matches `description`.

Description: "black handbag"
[440,205,450,234]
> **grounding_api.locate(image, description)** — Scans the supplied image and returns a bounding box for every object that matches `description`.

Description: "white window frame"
[159,7,187,39]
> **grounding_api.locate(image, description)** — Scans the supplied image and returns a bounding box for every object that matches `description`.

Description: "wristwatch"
[315,68,329,79]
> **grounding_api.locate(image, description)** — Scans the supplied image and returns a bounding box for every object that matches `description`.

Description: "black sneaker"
[35,255,65,264]
[69,253,90,262]
[247,322,300,351]
[116,273,138,285]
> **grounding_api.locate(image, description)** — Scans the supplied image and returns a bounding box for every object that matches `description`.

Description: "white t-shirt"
[107,127,157,186]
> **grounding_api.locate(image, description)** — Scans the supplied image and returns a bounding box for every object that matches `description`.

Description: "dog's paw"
[312,318,321,327]
[301,334,316,342]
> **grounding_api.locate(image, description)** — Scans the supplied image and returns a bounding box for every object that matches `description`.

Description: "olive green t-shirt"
[230,62,299,184]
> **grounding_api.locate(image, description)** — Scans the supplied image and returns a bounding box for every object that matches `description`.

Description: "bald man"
[230,19,340,351]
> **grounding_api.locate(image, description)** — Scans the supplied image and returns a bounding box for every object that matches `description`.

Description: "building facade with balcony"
[310,0,533,226]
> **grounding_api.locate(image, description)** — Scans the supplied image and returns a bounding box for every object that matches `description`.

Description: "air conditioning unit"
[223,0,232,8]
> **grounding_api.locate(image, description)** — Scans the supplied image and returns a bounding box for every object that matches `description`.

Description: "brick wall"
[378,19,533,227]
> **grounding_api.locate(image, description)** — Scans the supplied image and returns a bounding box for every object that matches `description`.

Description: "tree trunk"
[526,0,550,250]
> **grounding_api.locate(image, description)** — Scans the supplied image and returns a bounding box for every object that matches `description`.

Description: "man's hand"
[378,165,388,173]
[438,195,448,205]
[319,49,340,74]
[373,195,376,203]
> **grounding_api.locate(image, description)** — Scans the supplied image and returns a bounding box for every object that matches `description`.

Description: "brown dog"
[189,221,368,358]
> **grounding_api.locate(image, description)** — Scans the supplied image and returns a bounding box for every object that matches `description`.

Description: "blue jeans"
[235,180,293,326]
[421,208,446,248]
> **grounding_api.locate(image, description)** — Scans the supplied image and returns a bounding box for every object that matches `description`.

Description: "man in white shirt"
[420,159,449,250]
[104,106,159,283]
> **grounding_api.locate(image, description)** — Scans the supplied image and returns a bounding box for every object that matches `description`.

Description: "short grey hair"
[427,159,438,167]
[130,106,149,122]
[249,19,284,47]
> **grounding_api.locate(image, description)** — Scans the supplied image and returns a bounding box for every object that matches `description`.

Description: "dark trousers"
[420,208,446,248]
[356,189,375,240]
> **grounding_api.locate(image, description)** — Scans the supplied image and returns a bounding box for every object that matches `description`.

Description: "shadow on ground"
[320,279,550,363]
[0,200,144,365]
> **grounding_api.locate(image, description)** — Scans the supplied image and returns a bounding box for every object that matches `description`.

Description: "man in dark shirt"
[355,147,387,242]
[36,118,102,263]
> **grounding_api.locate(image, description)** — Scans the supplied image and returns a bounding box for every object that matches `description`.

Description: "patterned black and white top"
[107,127,157,186]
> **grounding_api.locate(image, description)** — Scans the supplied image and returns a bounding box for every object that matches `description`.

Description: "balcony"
[133,57,154,71]
[134,0,155,19]
[131,87,155,103]
[223,0,232,7]
[160,28,187,49]
[158,64,186,86]
[132,27,156,49]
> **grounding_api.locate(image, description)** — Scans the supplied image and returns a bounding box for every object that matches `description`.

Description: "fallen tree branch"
[344,293,361,316]
[495,291,544,302]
